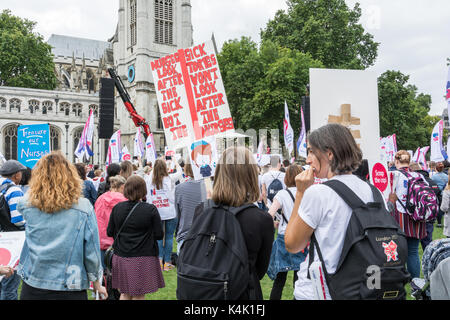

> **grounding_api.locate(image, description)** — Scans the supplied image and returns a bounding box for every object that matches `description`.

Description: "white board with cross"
[309,68,391,197]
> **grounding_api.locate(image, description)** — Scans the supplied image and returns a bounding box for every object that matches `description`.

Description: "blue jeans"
[0,272,21,300]
[158,218,178,264]
[100,250,106,270]
[406,237,421,279]
[420,222,434,251]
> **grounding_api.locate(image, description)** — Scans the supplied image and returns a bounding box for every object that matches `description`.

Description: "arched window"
[89,104,98,117]
[3,124,20,160]
[155,0,173,45]
[28,100,40,114]
[130,0,137,46]
[60,102,71,116]
[49,126,61,151]
[0,97,6,111]
[73,127,84,156]
[156,104,163,130]
[9,99,21,113]
[73,127,95,163]
[72,103,83,117]
[42,101,53,115]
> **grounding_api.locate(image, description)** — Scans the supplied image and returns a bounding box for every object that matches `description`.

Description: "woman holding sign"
[16,151,107,300]
[145,159,177,271]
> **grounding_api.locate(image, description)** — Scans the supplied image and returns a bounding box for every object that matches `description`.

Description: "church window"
[49,125,61,151]
[9,99,21,113]
[73,127,84,157]
[89,104,99,117]
[155,0,173,45]
[0,97,6,111]
[28,100,40,114]
[42,101,53,115]
[72,103,83,117]
[156,104,163,130]
[3,124,19,160]
[130,0,137,47]
[60,102,71,116]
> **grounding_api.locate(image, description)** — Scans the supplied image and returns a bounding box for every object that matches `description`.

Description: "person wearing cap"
[0,160,26,300]
[0,160,26,231]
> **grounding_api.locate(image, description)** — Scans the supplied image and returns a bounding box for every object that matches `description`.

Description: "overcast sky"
[2,0,449,115]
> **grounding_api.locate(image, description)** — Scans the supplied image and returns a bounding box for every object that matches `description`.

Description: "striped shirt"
[174,179,207,243]
[0,178,25,228]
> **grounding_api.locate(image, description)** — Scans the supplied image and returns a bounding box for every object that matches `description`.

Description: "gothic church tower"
[111,0,193,153]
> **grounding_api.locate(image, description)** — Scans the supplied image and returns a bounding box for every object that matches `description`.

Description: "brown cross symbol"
[328,104,361,141]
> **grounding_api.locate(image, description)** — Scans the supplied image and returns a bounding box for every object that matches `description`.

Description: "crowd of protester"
[0,123,449,300]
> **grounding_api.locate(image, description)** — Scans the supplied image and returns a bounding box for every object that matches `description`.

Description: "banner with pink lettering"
[151,40,234,150]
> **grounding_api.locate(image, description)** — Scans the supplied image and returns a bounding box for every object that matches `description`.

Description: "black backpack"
[0,183,21,232]
[267,173,283,203]
[307,180,410,300]
[176,200,255,300]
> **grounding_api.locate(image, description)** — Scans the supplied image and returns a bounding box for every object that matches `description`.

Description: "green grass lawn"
[145,221,446,300]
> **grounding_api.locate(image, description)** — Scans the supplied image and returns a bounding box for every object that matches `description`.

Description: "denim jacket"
[16,196,103,291]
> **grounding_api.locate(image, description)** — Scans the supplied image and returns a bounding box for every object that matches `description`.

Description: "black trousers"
[269,271,299,300]
[20,281,88,300]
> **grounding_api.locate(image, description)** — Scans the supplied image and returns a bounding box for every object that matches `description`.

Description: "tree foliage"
[0,9,57,90]
[378,70,438,152]
[261,0,379,70]
[218,38,323,136]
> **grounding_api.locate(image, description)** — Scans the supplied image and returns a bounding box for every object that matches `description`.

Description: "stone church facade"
[0,0,193,165]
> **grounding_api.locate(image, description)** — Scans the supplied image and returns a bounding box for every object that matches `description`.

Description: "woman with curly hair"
[16,151,107,300]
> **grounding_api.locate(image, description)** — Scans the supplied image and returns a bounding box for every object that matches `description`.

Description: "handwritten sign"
[189,136,218,181]
[17,124,51,169]
[151,40,234,150]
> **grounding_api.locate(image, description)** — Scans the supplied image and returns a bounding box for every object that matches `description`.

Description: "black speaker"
[99,78,115,139]
[301,96,311,134]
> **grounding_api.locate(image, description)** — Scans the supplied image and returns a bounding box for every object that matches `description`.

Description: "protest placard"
[151,40,234,150]
[17,124,51,169]
[0,232,25,281]
[310,68,390,197]
[188,136,218,181]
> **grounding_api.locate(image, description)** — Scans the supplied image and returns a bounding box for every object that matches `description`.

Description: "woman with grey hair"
[284,123,388,300]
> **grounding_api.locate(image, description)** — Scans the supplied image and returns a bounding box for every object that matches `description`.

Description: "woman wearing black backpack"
[284,124,407,300]
[177,147,274,300]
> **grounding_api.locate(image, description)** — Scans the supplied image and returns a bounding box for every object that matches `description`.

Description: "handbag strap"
[114,202,141,241]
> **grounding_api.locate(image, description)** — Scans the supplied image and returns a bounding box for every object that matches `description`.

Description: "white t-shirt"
[293,174,386,300]
[262,170,286,206]
[145,173,176,220]
[273,187,297,235]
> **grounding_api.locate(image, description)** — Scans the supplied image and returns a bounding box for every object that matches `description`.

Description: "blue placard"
[17,124,51,169]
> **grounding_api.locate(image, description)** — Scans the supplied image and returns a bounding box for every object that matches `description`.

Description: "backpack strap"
[286,188,295,202]
[322,180,366,210]
[368,183,385,206]
[281,188,296,224]
[0,182,14,195]
[306,233,332,297]
[114,202,141,250]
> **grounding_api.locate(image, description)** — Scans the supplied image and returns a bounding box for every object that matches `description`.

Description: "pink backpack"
[398,171,439,222]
